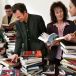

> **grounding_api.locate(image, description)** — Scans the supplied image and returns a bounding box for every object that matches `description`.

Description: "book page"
[38,32,49,43]
[38,32,65,43]
[1,24,9,26]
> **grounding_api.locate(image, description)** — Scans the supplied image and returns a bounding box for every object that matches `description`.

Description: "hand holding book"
[38,32,65,43]
[64,31,76,42]
[38,32,65,49]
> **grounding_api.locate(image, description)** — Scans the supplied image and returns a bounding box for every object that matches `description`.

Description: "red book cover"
[68,60,76,65]
[0,69,20,76]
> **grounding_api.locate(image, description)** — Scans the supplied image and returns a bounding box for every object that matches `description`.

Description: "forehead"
[14,10,24,17]
[15,10,23,14]
[54,7,63,12]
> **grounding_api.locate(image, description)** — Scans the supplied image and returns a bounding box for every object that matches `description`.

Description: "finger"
[11,57,15,62]
[15,56,18,62]
[11,55,16,62]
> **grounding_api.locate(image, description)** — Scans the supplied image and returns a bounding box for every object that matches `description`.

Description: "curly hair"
[50,1,68,23]
[71,0,76,7]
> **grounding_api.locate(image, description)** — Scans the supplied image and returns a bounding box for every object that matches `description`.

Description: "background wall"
[0,0,6,25]
[0,0,70,26]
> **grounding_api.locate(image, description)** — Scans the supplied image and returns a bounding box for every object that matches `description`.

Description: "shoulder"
[29,14,43,20]
[66,20,75,25]
[47,22,54,27]
[66,20,76,31]
[14,20,21,28]
[2,15,7,19]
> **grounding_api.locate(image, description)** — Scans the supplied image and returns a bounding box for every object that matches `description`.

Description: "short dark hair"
[50,1,68,23]
[12,3,27,13]
[5,5,12,9]
[71,0,76,7]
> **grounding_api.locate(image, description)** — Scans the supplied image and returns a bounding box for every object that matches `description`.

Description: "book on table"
[63,53,76,60]
[61,46,76,54]
[61,59,76,69]
[0,69,20,76]
[60,40,76,50]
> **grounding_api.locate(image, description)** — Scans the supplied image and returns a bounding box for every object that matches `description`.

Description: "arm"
[38,16,46,34]
[14,22,22,56]
[64,21,76,43]
[64,32,76,43]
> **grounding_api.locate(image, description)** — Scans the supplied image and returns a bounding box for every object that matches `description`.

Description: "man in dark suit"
[11,3,47,63]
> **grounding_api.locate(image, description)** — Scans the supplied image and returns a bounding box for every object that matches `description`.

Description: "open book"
[2,21,16,27]
[38,32,65,43]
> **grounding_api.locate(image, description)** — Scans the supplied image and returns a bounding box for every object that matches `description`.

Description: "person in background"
[2,5,16,25]
[2,5,16,32]
[69,0,76,21]
[10,3,47,70]
[47,1,76,76]
[64,0,76,42]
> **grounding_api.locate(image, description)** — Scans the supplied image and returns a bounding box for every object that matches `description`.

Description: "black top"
[14,14,47,56]
[8,15,12,24]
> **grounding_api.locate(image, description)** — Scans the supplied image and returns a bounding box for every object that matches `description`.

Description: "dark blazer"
[14,14,47,56]
[47,20,76,62]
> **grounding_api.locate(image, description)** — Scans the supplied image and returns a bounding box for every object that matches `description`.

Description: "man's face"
[14,10,26,22]
[5,9,12,17]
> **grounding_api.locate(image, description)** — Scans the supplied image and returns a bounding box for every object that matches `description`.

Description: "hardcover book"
[60,40,76,49]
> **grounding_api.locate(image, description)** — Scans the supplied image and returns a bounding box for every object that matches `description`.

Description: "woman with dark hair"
[64,0,76,42]
[69,0,76,17]
[47,1,76,76]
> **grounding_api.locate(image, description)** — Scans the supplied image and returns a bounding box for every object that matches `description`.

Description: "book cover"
[63,53,76,60]
[61,46,76,54]
[59,65,76,73]
[0,69,20,76]
[68,60,76,65]
[38,32,64,43]
[60,40,76,49]
[61,59,76,70]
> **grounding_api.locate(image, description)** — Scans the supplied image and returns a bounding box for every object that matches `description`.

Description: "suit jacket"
[14,14,47,56]
[2,15,16,25]
[47,20,76,61]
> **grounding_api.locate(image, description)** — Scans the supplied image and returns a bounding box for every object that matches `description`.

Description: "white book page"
[38,32,49,43]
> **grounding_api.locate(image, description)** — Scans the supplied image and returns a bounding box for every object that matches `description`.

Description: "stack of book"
[60,40,76,75]
[3,31,16,57]
[20,57,42,76]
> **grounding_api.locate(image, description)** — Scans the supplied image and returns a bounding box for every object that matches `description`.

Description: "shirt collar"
[53,22,70,27]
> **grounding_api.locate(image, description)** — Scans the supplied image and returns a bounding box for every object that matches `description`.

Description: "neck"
[24,13,28,23]
[57,20,64,25]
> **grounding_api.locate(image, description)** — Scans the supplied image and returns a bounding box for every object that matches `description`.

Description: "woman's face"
[54,7,64,22]
[69,1,76,16]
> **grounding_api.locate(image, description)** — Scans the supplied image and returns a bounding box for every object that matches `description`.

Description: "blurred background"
[0,0,71,25]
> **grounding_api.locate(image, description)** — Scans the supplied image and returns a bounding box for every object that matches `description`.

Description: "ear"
[24,11,27,13]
